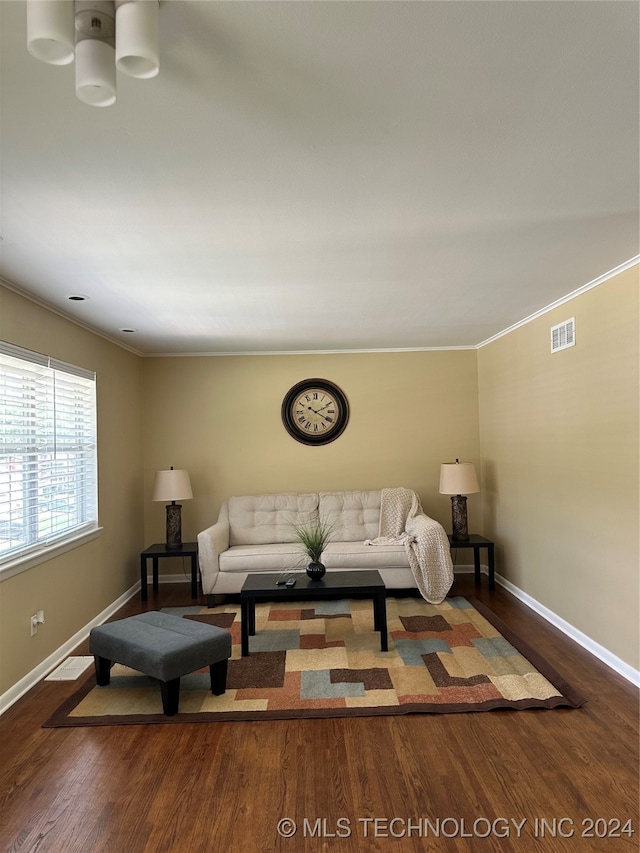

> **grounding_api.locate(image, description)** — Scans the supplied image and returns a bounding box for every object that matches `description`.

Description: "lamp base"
[165,503,182,549]
[450,495,469,541]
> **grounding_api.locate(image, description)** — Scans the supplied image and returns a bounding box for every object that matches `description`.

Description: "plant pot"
[306,561,326,580]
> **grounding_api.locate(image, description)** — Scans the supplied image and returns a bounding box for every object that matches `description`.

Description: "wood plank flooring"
[1,577,638,853]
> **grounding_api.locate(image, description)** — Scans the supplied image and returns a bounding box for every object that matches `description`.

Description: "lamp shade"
[75,38,117,106]
[439,461,480,496]
[115,0,159,79]
[27,0,75,65]
[152,469,193,503]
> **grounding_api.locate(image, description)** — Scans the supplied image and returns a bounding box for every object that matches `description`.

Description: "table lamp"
[152,467,193,549]
[439,459,479,541]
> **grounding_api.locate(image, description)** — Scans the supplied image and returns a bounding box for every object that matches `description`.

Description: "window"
[0,341,98,569]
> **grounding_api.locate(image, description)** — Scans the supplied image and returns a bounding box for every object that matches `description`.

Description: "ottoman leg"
[209,659,228,696]
[94,656,112,686]
[160,677,181,716]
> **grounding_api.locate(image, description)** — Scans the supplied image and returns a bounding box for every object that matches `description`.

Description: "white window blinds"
[0,341,98,567]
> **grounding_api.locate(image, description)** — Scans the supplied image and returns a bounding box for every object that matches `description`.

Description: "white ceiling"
[0,1,638,356]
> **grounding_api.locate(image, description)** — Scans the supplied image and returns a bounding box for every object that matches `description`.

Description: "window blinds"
[0,341,97,567]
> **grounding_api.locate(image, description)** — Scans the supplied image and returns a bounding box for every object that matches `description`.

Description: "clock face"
[281,379,349,445]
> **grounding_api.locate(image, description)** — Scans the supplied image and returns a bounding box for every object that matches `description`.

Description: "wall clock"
[281,378,349,445]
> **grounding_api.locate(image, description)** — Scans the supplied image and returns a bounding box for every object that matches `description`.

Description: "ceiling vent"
[550,317,576,353]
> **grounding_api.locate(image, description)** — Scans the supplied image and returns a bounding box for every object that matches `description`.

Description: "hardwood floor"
[1,577,638,853]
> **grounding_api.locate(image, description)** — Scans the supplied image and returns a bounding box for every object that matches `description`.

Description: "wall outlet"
[30,610,45,636]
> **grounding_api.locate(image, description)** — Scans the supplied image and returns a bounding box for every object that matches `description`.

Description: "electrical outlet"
[30,610,45,636]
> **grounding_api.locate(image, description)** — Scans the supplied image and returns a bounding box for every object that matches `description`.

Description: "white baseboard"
[162,567,640,686]
[496,572,640,688]
[3,567,637,717]
[145,573,195,585]
[0,581,140,716]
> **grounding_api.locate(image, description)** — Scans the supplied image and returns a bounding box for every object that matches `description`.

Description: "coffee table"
[240,569,388,657]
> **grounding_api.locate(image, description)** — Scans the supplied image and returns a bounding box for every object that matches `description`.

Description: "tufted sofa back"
[319,490,381,542]
[226,490,384,546]
[228,493,319,546]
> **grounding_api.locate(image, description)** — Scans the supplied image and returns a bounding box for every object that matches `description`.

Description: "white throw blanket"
[365,487,453,604]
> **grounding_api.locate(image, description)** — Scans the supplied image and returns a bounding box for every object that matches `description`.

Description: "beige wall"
[142,350,481,548]
[0,285,145,696]
[2,265,638,700]
[478,267,639,669]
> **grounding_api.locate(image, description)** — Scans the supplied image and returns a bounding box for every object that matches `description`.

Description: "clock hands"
[305,405,329,421]
[302,402,334,424]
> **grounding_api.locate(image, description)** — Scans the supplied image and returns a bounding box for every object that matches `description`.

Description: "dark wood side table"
[140,542,199,601]
[448,534,495,590]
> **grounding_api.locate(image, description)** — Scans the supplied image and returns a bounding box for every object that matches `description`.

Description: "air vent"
[550,317,575,353]
[44,656,94,681]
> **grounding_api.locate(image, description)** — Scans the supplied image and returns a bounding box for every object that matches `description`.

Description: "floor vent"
[45,656,94,681]
[551,317,575,353]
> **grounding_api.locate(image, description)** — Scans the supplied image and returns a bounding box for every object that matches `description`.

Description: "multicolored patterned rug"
[43,596,585,726]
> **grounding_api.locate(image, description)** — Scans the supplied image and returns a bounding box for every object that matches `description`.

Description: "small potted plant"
[293,517,333,579]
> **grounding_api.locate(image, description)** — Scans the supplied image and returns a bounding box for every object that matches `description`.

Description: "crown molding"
[476,255,640,349]
[0,277,145,357]
[4,254,638,359]
[142,345,476,358]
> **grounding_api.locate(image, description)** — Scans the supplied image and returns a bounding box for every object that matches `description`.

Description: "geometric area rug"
[43,596,585,727]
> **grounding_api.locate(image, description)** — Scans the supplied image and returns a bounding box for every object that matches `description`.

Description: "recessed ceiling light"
[120,328,137,333]
[67,294,89,301]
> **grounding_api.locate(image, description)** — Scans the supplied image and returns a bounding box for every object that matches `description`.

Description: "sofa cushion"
[228,493,318,546]
[321,541,410,570]
[319,490,381,542]
[219,543,306,573]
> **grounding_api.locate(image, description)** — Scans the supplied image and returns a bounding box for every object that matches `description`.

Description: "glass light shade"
[75,38,117,106]
[439,461,480,495]
[27,0,75,65]
[115,0,159,79]
[152,469,193,503]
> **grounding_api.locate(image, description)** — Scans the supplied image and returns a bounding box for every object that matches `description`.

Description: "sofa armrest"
[197,503,230,593]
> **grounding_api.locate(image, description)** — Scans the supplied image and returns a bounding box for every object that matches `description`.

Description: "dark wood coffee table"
[240,570,388,657]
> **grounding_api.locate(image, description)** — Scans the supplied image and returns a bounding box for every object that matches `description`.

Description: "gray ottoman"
[89,611,232,716]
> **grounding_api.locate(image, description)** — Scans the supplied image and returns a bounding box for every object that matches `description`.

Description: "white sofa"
[197,489,452,605]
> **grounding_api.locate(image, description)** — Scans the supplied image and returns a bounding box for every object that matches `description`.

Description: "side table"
[448,534,495,590]
[140,542,199,602]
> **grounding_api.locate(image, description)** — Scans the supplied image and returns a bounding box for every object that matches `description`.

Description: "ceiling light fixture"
[26,0,159,107]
